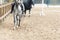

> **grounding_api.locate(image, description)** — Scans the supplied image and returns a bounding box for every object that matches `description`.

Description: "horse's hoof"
[16,26,19,28]
[28,15,30,17]
[18,24,20,26]
[13,27,16,30]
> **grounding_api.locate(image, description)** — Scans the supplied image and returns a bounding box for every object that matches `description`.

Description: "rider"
[10,0,25,13]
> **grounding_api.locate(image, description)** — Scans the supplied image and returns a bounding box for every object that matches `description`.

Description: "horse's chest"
[14,5,22,15]
[18,5,22,11]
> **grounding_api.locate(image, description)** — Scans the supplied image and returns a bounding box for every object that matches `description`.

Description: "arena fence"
[0,2,13,22]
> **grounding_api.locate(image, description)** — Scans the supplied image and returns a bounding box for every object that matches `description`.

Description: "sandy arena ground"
[0,6,60,40]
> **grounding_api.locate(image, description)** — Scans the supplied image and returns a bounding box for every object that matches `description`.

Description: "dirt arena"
[0,6,60,40]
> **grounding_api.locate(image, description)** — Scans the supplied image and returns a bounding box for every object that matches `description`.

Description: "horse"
[23,0,34,17]
[10,0,34,16]
[12,0,24,29]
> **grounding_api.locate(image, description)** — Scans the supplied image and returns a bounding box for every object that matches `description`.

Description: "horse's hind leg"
[29,10,31,17]
[23,10,26,17]
[18,19,20,26]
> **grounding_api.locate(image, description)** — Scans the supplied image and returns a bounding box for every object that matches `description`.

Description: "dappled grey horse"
[11,0,34,17]
[13,0,24,29]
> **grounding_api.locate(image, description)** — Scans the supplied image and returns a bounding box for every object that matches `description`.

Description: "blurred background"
[0,0,13,5]
[0,0,60,5]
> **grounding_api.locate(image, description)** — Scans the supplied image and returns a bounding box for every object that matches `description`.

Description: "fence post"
[40,0,45,16]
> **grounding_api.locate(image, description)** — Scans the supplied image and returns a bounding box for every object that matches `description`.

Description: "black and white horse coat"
[10,0,34,29]
[11,0,34,16]
[23,0,34,16]
[12,0,24,29]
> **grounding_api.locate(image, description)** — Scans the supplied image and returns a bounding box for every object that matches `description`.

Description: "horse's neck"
[16,5,18,9]
[15,4,22,10]
[15,3,21,8]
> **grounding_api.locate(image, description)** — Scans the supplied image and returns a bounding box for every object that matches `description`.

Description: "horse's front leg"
[13,15,18,29]
[29,9,31,17]
[17,15,20,27]
[17,12,22,27]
